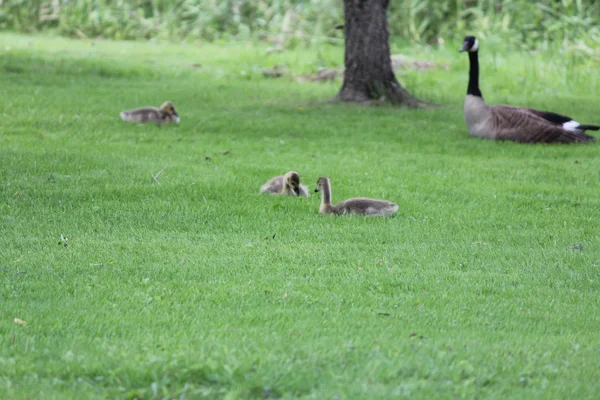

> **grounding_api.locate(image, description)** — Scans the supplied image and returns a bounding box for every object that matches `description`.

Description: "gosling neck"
[319,179,332,213]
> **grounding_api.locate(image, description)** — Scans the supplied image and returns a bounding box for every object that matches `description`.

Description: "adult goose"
[460,36,598,143]
[314,177,398,217]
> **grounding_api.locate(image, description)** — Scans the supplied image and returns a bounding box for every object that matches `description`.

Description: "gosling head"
[283,171,301,196]
[160,101,179,122]
[314,177,329,193]
[459,35,479,53]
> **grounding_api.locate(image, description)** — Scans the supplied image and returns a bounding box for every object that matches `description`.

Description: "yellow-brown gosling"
[120,101,180,124]
[260,171,310,197]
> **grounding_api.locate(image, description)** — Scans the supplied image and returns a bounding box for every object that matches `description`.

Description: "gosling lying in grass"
[314,177,398,216]
[120,101,180,124]
[260,171,310,197]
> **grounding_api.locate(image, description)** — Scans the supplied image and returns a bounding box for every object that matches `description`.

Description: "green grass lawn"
[1,33,599,399]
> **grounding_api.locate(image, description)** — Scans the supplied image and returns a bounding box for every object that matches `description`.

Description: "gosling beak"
[173,111,179,117]
[293,186,300,196]
[459,42,469,52]
[314,188,319,193]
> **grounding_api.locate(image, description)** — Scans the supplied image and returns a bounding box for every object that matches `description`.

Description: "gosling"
[260,171,310,197]
[120,101,180,124]
[314,177,398,216]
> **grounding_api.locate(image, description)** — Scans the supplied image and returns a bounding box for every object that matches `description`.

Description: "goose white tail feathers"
[562,120,581,131]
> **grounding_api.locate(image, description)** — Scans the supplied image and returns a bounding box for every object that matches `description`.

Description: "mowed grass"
[1,33,599,399]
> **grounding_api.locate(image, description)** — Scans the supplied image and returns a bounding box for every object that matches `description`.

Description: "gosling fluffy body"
[314,177,398,217]
[460,35,598,144]
[120,101,180,124]
[260,171,310,197]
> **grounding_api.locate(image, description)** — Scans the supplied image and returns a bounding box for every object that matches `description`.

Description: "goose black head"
[314,177,328,193]
[460,36,479,53]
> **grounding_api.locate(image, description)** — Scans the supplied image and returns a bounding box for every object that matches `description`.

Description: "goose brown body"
[260,171,310,197]
[461,36,597,144]
[314,177,398,217]
[464,96,596,143]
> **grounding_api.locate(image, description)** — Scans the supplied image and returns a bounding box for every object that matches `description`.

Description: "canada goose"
[460,36,598,143]
[260,171,310,197]
[314,177,398,216]
[120,101,180,124]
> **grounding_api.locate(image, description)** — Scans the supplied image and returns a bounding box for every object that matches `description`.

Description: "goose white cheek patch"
[471,39,479,52]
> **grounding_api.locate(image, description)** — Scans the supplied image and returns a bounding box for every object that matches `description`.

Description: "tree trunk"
[335,0,421,107]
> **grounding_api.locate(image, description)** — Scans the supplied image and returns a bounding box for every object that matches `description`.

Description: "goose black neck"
[467,51,483,98]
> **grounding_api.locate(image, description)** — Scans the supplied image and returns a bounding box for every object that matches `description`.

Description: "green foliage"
[1,33,600,398]
[1,0,599,50]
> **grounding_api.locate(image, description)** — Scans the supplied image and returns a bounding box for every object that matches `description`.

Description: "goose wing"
[260,176,284,193]
[523,108,600,131]
[497,105,573,125]
[523,108,574,125]
[497,105,600,132]
[334,198,398,216]
[491,106,594,143]
[121,107,162,123]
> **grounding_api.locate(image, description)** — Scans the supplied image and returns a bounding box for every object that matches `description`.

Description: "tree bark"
[335,0,421,107]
